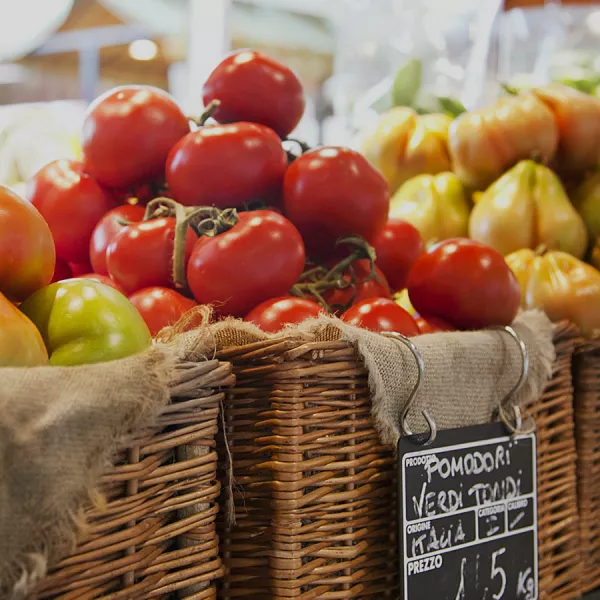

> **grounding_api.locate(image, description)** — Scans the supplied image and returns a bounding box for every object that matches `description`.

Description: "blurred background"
[0,0,599,190]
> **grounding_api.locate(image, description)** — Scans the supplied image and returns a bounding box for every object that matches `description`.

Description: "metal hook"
[491,325,534,437]
[381,331,437,446]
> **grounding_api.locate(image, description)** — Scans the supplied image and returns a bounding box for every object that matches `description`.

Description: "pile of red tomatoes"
[20,49,520,340]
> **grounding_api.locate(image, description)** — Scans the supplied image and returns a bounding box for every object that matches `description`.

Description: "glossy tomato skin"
[407,238,521,330]
[82,86,190,189]
[283,147,389,256]
[188,210,306,317]
[106,217,196,295]
[342,297,419,336]
[203,50,305,138]
[323,259,391,311]
[90,204,145,274]
[129,287,196,336]
[21,279,151,366]
[166,122,287,208]
[245,296,322,332]
[373,219,424,292]
[74,273,125,294]
[27,159,117,263]
[0,291,48,366]
[0,185,55,302]
[415,315,455,334]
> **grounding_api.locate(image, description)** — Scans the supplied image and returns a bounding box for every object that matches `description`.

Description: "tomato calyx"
[141,196,239,292]
[290,235,381,313]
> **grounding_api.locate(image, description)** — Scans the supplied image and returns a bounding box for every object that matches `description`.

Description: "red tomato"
[27,159,117,263]
[69,260,93,276]
[73,273,125,294]
[283,147,389,255]
[373,219,424,292]
[203,50,305,138]
[51,259,72,283]
[129,287,196,336]
[82,86,190,189]
[187,210,305,317]
[323,259,391,310]
[166,122,287,208]
[106,217,197,295]
[0,185,55,302]
[245,296,322,332]
[407,238,521,330]
[415,315,455,334]
[342,297,419,336]
[90,204,146,274]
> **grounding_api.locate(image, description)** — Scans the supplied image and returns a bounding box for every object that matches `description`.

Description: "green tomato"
[20,279,152,366]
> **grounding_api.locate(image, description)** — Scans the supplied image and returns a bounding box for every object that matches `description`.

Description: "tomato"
[166,122,287,208]
[82,86,190,189]
[415,315,455,334]
[90,204,145,274]
[27,159,117,263]
[187,210,305,317]
[407,238,521,329]
[106,217,197,295]
[129,287,196,336]
[245,296,322,332]
[20,279,151,366]
[202,50,305,138]
[0,185,55,302]
[74,273,124,294]
[322,259,391,311]
[373,219,424,292]
[342,297,419,337]
[0,291,48,366]
[51,258,72,283]
[69,260,93,276]
[283,147,389,255]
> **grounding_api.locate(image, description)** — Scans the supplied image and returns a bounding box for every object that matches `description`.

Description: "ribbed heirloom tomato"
[0,185,55,302]
[27,159,117,263]
[166,122,287,208]
[203,50,305,138]
[187,210,306,317]
[407,238,521,329]
[245,297,323,332]
[82,86,190,189]
[283,147,389,256]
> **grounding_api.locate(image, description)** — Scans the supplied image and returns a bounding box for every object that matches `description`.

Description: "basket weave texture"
[524,322,581,600]
[216,323,580,600]
[574,338,600,595]
[33,359,233,600]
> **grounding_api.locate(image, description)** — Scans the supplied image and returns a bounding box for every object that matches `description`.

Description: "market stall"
[1,1,600,599]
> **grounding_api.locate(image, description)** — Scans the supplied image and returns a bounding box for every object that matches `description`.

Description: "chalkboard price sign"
[398,422,537,600]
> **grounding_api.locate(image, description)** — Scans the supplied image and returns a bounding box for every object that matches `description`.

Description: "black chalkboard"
[398,422,538,600]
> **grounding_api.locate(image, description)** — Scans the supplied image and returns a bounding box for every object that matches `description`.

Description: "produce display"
[2,49,600,370]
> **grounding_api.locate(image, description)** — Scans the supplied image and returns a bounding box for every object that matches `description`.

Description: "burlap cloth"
[0,309,554,599]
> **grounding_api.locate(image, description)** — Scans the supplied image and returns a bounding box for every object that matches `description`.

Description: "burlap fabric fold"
[0,308,554,598]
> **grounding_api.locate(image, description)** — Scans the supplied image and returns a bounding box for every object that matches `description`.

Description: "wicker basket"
[216,324,581,600]
[525,322,581,600]
[574,338,600,595]
[32,359,233,600]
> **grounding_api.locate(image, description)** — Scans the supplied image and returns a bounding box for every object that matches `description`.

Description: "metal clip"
[492,325,535,437]
[381,331,437,446]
